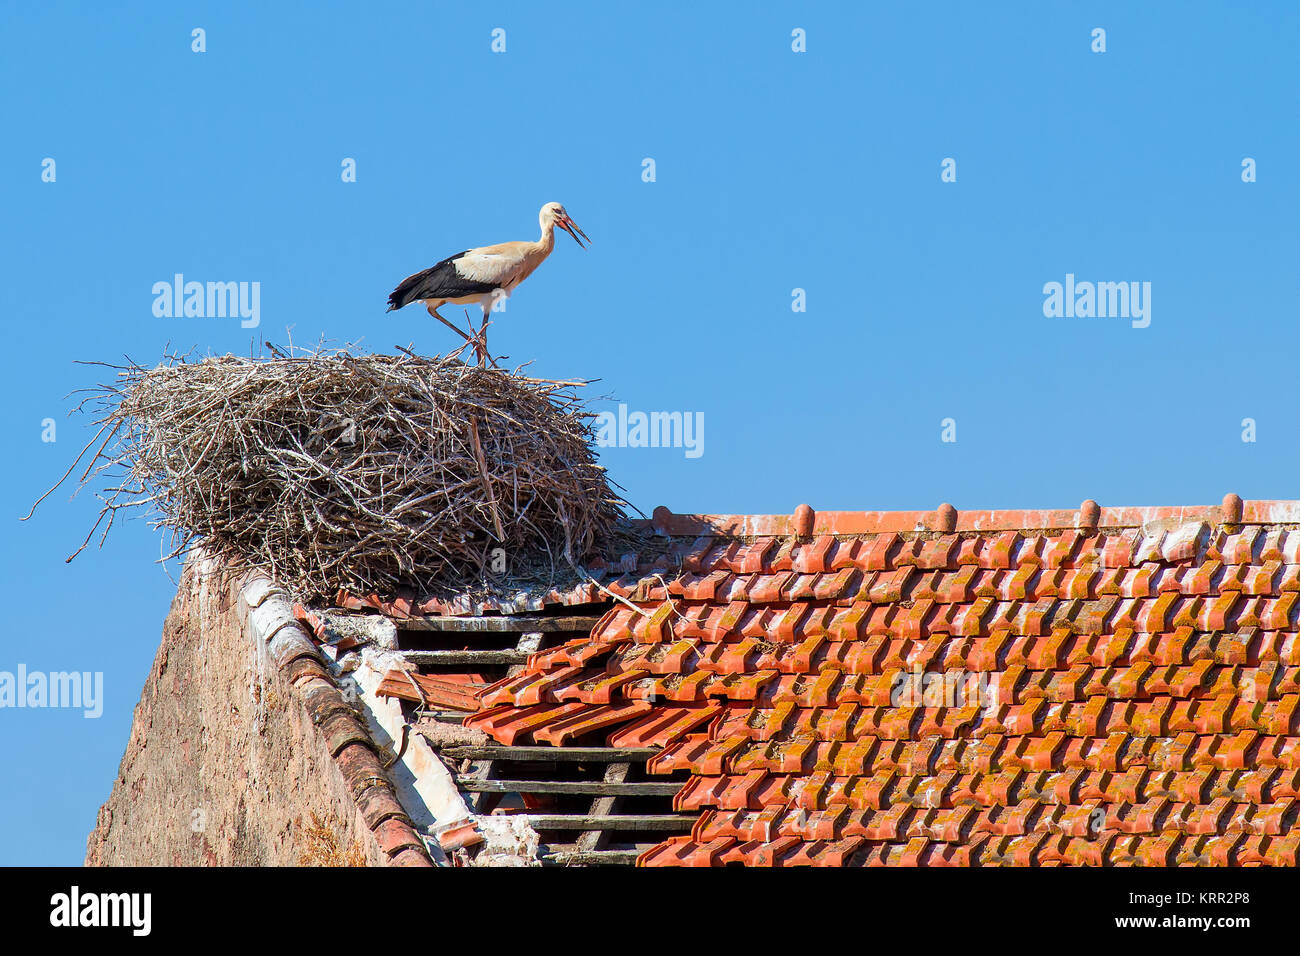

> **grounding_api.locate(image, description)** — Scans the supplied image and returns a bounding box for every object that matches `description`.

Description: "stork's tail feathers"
[386,278,422,313]
[387,265,437,312]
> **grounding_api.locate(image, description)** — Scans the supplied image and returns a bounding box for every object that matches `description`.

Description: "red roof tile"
[405,500,1300,864]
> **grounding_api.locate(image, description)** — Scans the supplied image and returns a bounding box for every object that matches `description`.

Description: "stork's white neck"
[536,220,556,253]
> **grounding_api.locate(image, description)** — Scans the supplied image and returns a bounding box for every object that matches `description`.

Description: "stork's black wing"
[386,251,499,311]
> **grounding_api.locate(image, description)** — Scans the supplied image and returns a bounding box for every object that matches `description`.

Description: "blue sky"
[2,2,1297,865]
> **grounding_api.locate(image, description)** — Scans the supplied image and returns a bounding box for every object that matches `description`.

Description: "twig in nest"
[467,416,505,542]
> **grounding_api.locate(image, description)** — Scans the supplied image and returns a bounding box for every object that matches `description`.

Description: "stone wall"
[85,559,385,866]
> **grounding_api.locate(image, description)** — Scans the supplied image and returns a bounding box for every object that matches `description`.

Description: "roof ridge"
[650,495,1300,536]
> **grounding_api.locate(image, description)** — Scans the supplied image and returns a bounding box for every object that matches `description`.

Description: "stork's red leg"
[426,303,473,343]
[477,312,492,367]
[465,310,490,367]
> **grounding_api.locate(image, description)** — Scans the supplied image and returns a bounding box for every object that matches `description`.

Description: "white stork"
[387,202,589,361]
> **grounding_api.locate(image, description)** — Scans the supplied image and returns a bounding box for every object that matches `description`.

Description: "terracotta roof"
[444,497,1300,866]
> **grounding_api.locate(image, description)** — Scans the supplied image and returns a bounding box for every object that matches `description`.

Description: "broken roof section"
[301,497,1300,866]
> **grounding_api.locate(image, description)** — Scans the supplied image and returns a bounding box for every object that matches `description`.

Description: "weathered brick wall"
[85,560,385,866]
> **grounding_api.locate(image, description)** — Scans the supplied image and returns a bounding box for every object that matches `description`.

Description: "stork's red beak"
[560,216,590,248]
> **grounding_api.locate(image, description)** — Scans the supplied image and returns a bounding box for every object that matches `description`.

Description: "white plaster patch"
[242,576,287,610]
[1134,527,1166,564]
[314,610,398,650]
[1160,521,1209,562]
[1258,502,1300,523]
[1280,530,1300,564]
[471,814,542,867]
[247,595,302,648]
[349,646,476,864]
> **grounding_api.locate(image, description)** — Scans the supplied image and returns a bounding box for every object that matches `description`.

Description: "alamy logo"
[594,404,704,459]
[890,666,999,710]
[1042,273,1151,328]
[152,274,261,328]
[0,665,103,718]
[50,886,151,936]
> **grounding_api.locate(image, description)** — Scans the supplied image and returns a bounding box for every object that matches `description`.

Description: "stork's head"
[541,202,589,248]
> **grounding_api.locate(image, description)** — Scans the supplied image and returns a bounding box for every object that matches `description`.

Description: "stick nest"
[48,347,630,600]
